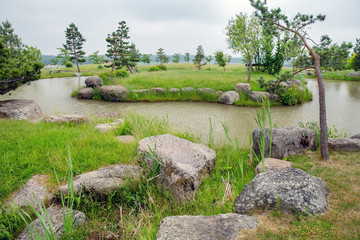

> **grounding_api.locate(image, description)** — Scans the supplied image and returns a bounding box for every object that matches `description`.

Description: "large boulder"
[254,158,294,176]
[16,204,86,240]
[58,165,142,196]
[156,214,257,240]
[43,115,88,123]
[218,91,239,105]
[249,91,278,102]
[0,99,43,121]
[234,83,251,94]
[85,76,102,88]
[350,134,360,140]
[77,88,94,99]
[252,127,317,159]
[234,168,329,216]
[328,138,360,152]
[99,85,128,101]
[137,134,216,202]
[6,175,53,212]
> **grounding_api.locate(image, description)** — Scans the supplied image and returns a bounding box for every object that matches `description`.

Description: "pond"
[1,77,359,144]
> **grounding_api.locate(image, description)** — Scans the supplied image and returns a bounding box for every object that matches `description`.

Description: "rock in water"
[6,175,53,212]
[254,158,294,175]
[137,134,216,202]
[85,76,102,88]
[0,99,43,121]
[234,168,329,215]
[77,88,94,99]
[218,91,239,105]
[249,91,278,102]
[252,127,317,159]
[156,214,257,240]
[99,85,128,101]
[16,204,86,240]
[58,165,142,196]
[328,138,360,152]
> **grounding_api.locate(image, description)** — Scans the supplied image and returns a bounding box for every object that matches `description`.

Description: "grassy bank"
[308,69,360,81]
[1,114,359,239]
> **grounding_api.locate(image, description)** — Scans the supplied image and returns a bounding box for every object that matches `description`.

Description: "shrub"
[65,61,73,68]
[116,120,134,135]
[157,65,167,71]
[98,72,111,85]
[114,70,130,78]
[149,66,160,72]
[93,87,102,100]
[97,65,104,69]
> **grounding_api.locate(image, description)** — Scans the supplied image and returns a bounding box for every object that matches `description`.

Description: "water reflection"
[1,77,359,144]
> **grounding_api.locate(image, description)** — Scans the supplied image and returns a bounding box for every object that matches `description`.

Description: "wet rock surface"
[0,99,43,121]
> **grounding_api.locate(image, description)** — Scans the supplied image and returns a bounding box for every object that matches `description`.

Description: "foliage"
[205,55,213,64]
[226,12,262,81]
[155,48,169,65]
[88,50,105,64]
[0,20,44,94]
[172,53,181,63]
[149,65,167,72]
[127,43,141,73]
[353,38,360,71]
[55,48,72,65]
[63,23,86,73]
[193,45,206,70]
[141,54,151,64]
[98,72,111,84]
[214,51,229,71]
[114,69,130,78]
[184,52,191,63]
[65,61,73,68]
[259,34,286,75]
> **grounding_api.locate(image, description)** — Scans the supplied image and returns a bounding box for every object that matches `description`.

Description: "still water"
[1,77,359,144]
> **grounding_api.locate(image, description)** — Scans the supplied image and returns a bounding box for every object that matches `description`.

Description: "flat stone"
[58,165,142,196]
[234,168,329,216]
[0,99,43,121]
[218,91,239,105]
[16,204,86,240]
[156,214,257,240]
[77,88,94,99]
[99,85,128,101]
[94,122,118,133]
[198,88,215,93]
[254,158,294,175]
[43,114,88,123]
[116,135,135,143]
[350,134,360,140]
[137,134,216,202]
[249,91,278,102]
[152,87,165,93]
[328,138,360,152]
[85,76,102,88]
[252,127,317,159]
[234,83,251,94]
[168,88,180,93]
[6,175,53,212]
[215,90,224,96]
[181,87,195,92]
[132,89,150,94]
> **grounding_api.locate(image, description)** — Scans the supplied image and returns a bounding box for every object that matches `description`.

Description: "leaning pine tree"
[250,0,329,160]
[63,23,86,73]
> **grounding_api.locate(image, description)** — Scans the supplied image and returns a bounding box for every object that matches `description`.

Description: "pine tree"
[193,45,206,70]
[184,52,191,62]
[63,23,86,73]
[354,39,360,71]
[156,48,169,65]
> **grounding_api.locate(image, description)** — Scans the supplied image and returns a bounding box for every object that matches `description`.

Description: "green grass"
[308,69,360,81]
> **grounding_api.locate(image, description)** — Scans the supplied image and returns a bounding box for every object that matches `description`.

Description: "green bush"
[98,72,111,84]
[97,65,104,69]
[280,88,298,106]
[149,66,160,72]
[93,87,102,100]
[116,120,134,135]
[114,70,130,78]
[65,61,73,68]
[158,65,167,71]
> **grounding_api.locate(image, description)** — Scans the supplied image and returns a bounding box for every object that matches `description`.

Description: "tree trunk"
[246,60,251,82]
[127,65,134,74]
[110,63,115,83]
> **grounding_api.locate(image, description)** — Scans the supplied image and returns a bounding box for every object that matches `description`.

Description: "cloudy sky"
[1,0,359,56]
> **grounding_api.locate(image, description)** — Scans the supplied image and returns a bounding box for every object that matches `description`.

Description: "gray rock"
[77,88,94,99]
[234,83,251,94]
[94,122,118,133]
[43,115,88,123]
[348,72,360,78]
[168,88,180,93]
[254,158,294,176]
[287,79,302,87]
[58,165,142,196]
[0,99,43,121]
[218,91,239,105]
[249,91,278,102]
[99,85,128,101]
[198,88,215,94]
[132,89,150,94]
[116,135,135,143]
[152,87,165,93]
[234,168,329,215]
[6,175,53,212]
[181,87,195,92]
[137,134,216,202]
[156,214,257,240]
[350,134,360,140]
[16,204,86,240]
[215,90,224,96]
[328,138,360,152]
[306,70,314,76]
[252,127,317,159]
[85,76,102,88]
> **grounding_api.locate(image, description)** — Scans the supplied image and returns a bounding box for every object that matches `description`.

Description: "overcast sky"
[1,0,359,56]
